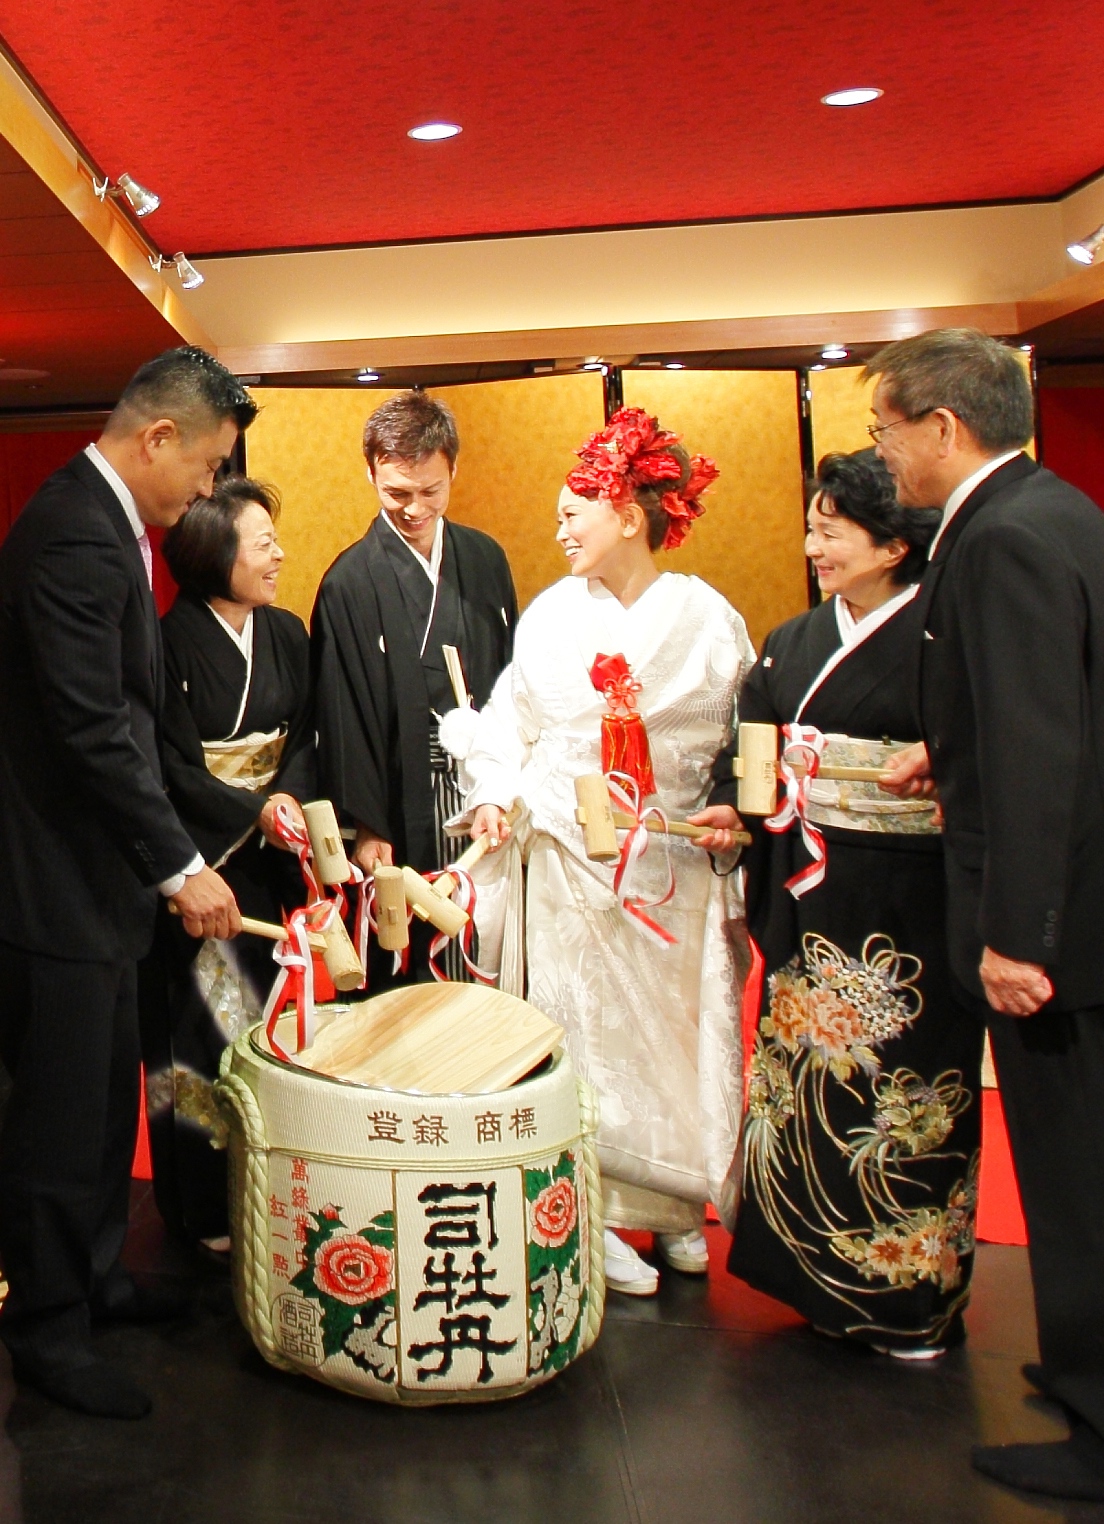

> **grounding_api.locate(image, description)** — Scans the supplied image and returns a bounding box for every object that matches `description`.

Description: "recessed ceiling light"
[821,87,883,108]
[665,362,686,370]
[408,122,462,142]
[357,368,380,383]
[810,363,827,372]
[821,344,849,361]
[581,360,605,371]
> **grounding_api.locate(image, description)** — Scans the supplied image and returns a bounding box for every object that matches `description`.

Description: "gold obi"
[201,727,286,792]
[805,734,940,836]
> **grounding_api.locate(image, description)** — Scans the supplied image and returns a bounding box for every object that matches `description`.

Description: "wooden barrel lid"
[257,984,564,1096]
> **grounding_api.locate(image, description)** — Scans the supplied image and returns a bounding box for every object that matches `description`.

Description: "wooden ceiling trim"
[219,303,1022,377]
[0,44,213,350]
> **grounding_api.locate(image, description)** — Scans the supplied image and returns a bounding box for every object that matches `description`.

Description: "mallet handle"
[610,811,752,847]
[168,904,326,951]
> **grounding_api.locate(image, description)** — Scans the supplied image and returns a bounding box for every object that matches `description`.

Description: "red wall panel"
[0,429,100,545]
[1039,387,1104,507]
[0,430,177,613]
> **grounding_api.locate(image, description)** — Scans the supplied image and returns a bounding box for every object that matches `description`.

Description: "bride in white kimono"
[448,409,755,1295]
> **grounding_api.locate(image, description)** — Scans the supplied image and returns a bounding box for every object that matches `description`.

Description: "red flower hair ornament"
[566,407,720,552]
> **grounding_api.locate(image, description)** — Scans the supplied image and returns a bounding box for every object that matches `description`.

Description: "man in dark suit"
[873,328,1104,1502]
[0,346,253,1418]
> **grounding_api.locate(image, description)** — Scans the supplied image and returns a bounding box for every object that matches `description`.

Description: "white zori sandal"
[656,1231,710,1275]
[603,1230,660,1296]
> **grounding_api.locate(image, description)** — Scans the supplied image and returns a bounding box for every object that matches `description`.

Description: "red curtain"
[1039,387,1104,507]
[0,430,177,614]
[0,429,100,546]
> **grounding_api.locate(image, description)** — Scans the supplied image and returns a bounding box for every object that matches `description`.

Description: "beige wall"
[186,201,1075,353]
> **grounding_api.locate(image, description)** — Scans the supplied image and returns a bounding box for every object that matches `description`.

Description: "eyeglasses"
[866,410,933,441]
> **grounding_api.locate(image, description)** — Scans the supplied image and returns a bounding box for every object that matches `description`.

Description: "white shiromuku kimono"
[458,572,756,1232]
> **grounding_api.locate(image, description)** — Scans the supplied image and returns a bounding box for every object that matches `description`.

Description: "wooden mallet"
[372,865,409,954]
[733,722,906,816]
[301,799,368,991]
[573,773,750,862]
[400,801,523,939]
[168,905,327,951]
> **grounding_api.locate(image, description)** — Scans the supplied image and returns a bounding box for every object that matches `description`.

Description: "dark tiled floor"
[1,1186,1099,1524]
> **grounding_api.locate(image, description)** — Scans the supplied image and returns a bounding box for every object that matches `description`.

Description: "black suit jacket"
[916,453,1104,1008]
[0,453,197,961]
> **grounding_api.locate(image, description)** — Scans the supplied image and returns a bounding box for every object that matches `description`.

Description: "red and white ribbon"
[764,723,829,899]
[425,865,498,984]
[262,902,326,1060]
[605,772,677,948]
[263,803,371,1056]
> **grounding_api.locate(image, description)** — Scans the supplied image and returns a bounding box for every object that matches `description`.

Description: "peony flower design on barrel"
[313,1233,394,1306]
[529,1177,577,1249]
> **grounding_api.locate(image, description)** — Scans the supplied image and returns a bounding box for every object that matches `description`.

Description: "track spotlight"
[93,172,160,217]
[1067,225,1104,266]
[149,251,204,289]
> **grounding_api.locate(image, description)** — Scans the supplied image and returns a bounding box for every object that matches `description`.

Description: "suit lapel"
[67,453,161,690]
[910,453,1039,715]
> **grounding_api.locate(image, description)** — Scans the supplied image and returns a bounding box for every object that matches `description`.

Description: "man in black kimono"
[312,391,517,983]
[873,328,1104,1503]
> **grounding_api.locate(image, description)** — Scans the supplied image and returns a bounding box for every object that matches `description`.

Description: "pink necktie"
[138,530,154,590]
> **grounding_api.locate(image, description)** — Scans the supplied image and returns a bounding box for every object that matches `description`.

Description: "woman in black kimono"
[139,476,315,1247]
[702,450,983,1356]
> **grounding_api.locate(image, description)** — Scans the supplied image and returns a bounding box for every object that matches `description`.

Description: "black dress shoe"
[13,1356,151,1420]
[972,1439,1104,1502]
[91,1282,189,1325]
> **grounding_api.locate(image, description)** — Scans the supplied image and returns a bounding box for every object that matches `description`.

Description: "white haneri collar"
[207,605,254,736]
[378,508,444,585]
[795,584,920,720]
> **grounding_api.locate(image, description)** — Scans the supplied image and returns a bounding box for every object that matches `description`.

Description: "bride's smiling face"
[556,489,633,578]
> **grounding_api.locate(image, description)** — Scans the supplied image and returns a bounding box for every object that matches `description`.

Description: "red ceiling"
[1,2,1103,255]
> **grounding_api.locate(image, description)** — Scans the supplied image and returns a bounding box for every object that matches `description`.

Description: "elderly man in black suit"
[873,328,1104,1502]
[0,347,253,1418]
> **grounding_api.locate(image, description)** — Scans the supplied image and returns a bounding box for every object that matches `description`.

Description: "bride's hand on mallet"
[471,804,510,853]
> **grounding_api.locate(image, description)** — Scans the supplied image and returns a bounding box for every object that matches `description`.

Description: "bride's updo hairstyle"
[566,407,719,552]
[813,448,941,586]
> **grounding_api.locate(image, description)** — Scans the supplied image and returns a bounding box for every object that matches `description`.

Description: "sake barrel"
[214,999,604,1405]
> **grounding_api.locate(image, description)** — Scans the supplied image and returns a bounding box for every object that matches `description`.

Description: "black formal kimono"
[312,514,517,985]
[713,591,984,1351]
[139,594,315,1240]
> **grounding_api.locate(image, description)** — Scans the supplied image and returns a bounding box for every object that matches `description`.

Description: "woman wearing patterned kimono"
[452,409,755,1296]
[139,477,315,1246]
[705,450,983,1356]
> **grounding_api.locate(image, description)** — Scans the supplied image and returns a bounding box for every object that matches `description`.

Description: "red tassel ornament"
[589,652,656,798]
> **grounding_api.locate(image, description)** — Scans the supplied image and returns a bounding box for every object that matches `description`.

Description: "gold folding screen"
[246,370,809,651]
[809,359,1035,466]
[621,370,807,650]
[243,356,1040,679]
